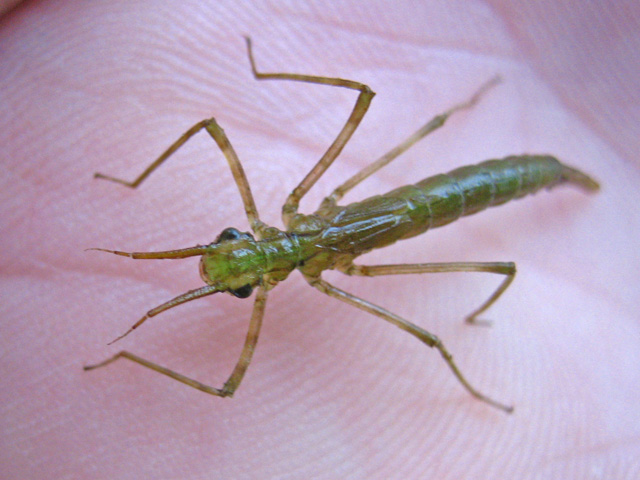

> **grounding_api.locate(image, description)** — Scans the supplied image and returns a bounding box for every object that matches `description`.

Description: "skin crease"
[1,1,639,479]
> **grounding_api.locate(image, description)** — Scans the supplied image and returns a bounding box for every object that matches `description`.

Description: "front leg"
[94,117,265,234]
[243,37,375,225]
[84,287,269,397]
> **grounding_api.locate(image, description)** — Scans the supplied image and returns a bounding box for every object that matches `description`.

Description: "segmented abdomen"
[396,154,598,236]
[318,155,597,256]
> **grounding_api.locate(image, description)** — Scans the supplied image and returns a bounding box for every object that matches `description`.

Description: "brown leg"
[345,261,516,324]
[243,37,376,225]
[84,286,269,397]
[320,76,501,208]
[307,276,513,413]
[95,117,264,234]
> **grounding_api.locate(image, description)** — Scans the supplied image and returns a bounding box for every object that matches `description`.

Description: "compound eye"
[216,227,242,242]
[229,284,253,298]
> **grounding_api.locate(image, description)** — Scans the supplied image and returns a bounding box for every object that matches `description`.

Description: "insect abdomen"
[393,155,598,237]
[315,155,597,256]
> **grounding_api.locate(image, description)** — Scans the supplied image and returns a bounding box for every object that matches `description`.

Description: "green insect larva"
[85,38,598,413]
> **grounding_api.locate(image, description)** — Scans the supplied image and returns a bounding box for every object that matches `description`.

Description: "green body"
[199,154,597,291]
[86,39,602,410]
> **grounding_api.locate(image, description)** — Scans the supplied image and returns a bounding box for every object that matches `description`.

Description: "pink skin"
[1,2,638,479]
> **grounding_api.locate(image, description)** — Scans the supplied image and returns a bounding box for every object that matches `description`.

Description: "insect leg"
[95,120,210,188]
[84,286,268,397]
[345,262,516,324]
[243,37,375,225]
[95,118,264,233]
[322,76,501,207]
[307,276,513,413]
